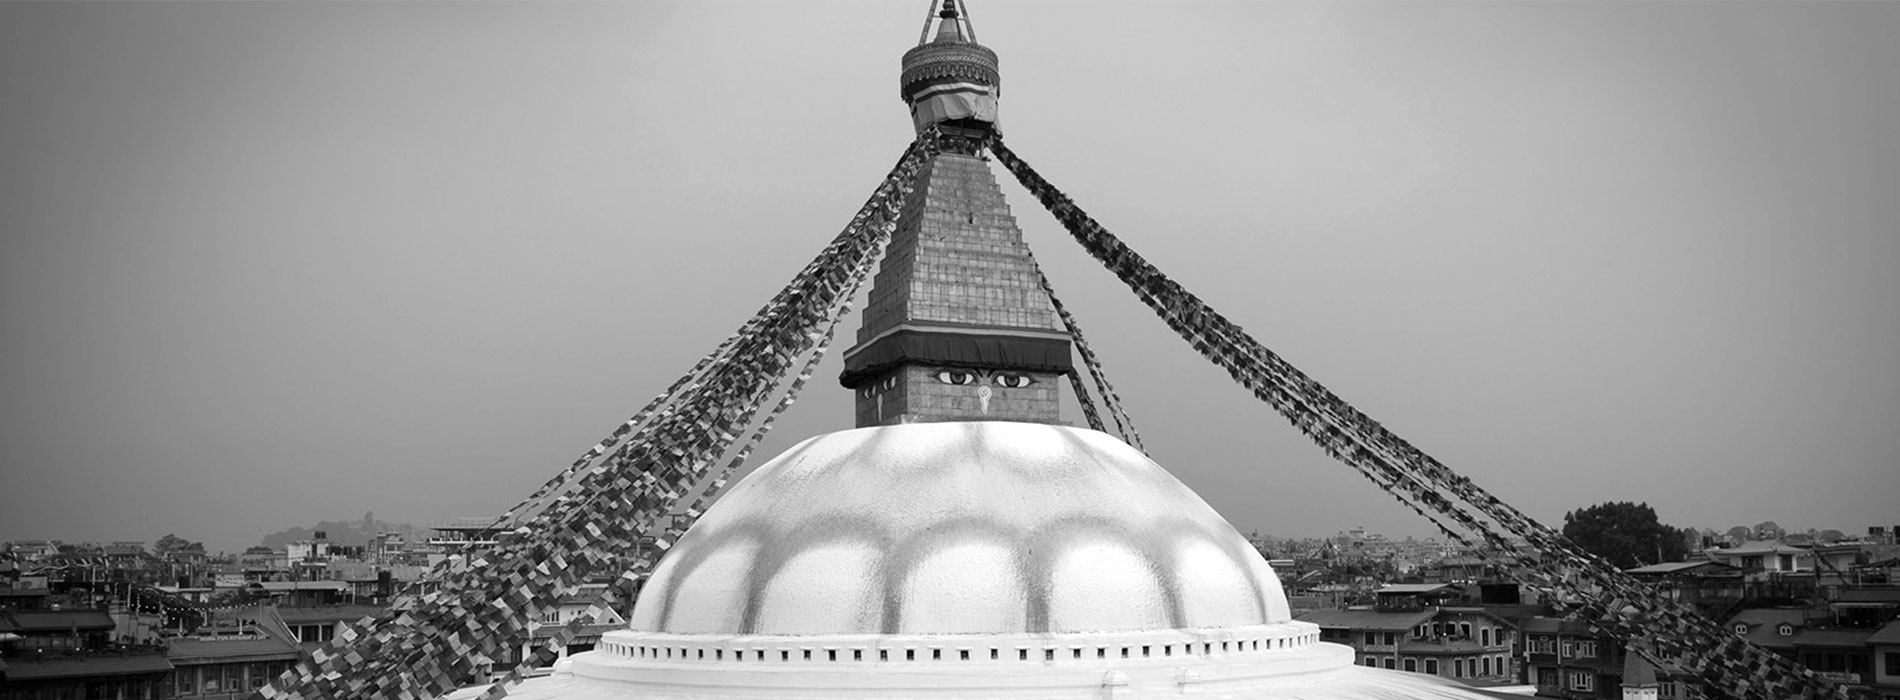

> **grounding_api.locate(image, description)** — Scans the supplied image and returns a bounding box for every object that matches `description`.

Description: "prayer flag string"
[255,133,938,700]
[988,136,1857,700]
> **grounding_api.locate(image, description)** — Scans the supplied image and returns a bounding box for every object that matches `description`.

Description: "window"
[1364,657,1377,667]
[1403,658,1417,672]
[1383,632,1396,646]
[1577,641,1596,658]
[1778,624,1794,636]
[1363,632,1377,646]
[1459,622,1472,638]
[1735,623,1749,635]
[1454,659,1464,677]
[1569,671,1594,691]
[1561,640,1573,658]
[1425,659,1438,675]
[1887,652,1900,675]
[1482,656,1492,676]
[1383,657,1395,670]
[1480,628,1491,646]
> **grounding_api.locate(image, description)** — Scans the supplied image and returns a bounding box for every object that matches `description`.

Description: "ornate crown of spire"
[899,0,1000,119]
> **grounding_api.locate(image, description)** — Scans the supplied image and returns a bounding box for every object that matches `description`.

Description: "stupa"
[477,3,1519,699]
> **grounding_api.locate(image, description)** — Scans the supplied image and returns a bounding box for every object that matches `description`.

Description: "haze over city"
[3,2,1897,554]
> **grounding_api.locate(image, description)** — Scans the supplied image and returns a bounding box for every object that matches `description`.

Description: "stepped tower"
[840,0,1072,427]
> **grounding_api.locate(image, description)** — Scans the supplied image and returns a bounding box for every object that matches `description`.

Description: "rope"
[987,135,1856,700]
[1034,266,1143,451]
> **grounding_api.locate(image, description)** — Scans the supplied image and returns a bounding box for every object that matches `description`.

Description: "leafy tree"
[1561,501,1688,569]
[153,533,204,557]
[1725,526,1751,543]
[1817,529,1846,544]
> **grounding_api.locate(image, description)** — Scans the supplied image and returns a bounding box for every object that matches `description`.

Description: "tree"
[1561,501,1688,569]
[1725,526,1751,543]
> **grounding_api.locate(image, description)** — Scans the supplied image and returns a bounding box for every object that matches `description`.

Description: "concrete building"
[0,609,172,699]
[1299,606,1517,684]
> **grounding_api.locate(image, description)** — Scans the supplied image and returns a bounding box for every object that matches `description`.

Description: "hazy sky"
[3,2,1896,554]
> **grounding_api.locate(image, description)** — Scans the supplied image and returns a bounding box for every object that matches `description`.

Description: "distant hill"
[258,513,425,550]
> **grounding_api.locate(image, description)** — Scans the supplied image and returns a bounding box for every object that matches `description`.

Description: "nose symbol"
[977,385,992,413]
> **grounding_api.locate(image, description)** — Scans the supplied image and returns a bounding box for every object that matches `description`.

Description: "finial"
[900,0,999,132]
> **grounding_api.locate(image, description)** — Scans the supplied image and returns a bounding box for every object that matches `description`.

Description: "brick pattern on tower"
[842,152,1071,427]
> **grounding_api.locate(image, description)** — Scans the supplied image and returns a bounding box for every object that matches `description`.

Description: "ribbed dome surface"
[628,422,1291,636]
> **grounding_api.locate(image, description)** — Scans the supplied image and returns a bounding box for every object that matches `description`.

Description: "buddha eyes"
[992,374,1034,388]
[929,370,1035,387]
[933,370,978,386]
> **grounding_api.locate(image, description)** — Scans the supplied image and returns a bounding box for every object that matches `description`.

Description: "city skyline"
[3,2,1898,555]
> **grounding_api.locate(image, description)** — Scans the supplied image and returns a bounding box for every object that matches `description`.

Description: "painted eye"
[881,376,897,390]
[992,374,1035,388]
[933,369,977,385]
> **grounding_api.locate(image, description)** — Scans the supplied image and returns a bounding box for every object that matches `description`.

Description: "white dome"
[628,422,1291,636]
[469,422,1519,699]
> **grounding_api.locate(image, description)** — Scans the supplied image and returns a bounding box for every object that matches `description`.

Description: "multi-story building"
[1521,617,1704,700]
[0,609,173,699]
[1706,540,1813,574]
[1298,604,1517,685]
[164,635,300,700]
[1793,627,1877,695]
[1624,561,1746,615]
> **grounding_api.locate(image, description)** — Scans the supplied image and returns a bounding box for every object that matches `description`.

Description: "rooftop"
[1710,540,1810,556]
[1625,561,1741,575]
[1296,608,1436,631]
[1726,608,1805,649]
[167,636,301,665]
[1791,628,1875,649]
[277,604,384,625]
[0,609,115,633]
[1866,619,1900,646]
[1377,583,1457,595]
[0,652,172,680]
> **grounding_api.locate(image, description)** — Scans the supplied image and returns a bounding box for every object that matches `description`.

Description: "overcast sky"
[3,2,1896,554]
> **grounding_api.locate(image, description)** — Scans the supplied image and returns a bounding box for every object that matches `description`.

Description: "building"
[1868,619,1900,699]
[1706,540,1814,575]
[276,604,383,649]
[1726,608,1806,659]
[1624,561,1745,615]
[1519,617,1704,700]
[164,636,300,700]
[1792,627,1877,695]
[1298,606,1518,684]
[0,609,172,699]
[460,4,1525,699]
[428,518,505,556]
